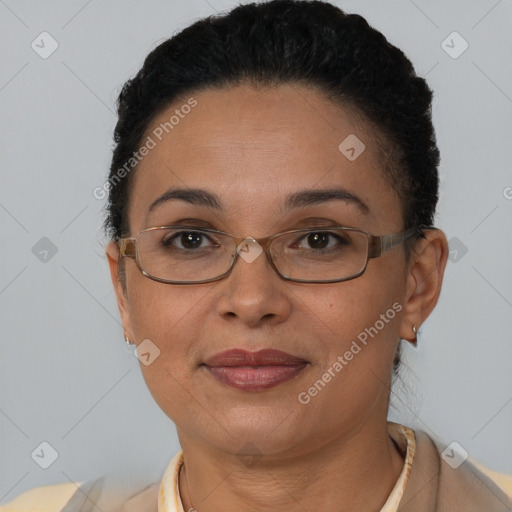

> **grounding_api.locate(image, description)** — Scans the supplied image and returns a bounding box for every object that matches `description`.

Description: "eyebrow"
[283,188,369,214]
[148,187,223,213]
[147,186,369,215]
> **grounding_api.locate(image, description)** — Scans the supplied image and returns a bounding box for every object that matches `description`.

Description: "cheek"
[304,275,401,344]
[295,284,402,428]
[128,282,209,421]
[302,276,402,385]
[127,271,207,341]
[127,277,207,376]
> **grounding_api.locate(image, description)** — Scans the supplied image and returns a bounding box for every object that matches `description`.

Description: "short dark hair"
[103,0,438,243]
[103,0,440,375]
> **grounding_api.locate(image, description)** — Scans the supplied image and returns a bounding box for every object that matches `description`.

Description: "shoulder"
[1,451,182,512]
[0,476,159,512]
[408,428,512,511]
[472,460,512,497]
[0,482,81,512]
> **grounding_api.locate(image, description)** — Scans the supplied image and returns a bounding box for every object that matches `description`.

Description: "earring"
[124,335,134,346]
[410,325,418,347]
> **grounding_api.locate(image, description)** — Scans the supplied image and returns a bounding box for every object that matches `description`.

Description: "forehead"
[127,84,402,234]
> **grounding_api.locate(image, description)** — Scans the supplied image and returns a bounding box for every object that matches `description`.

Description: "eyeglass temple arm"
[118,238,136,259]
[368,226,432,258]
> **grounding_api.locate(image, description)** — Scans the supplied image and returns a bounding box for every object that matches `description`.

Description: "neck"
[177,420,405,512]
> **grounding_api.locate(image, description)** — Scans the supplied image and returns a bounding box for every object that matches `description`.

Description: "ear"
[106,241,135,342]
[399,229,449,342]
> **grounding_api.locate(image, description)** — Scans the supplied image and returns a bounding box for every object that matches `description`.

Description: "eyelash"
[159,217,348,231]
[161,229,350,253]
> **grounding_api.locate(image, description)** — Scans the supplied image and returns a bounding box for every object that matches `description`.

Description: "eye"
[294,231,350,251]
[162,230,219,251]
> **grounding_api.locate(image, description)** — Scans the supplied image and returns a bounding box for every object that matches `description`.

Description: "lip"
[204,348,308,367]
[203,349,309,391]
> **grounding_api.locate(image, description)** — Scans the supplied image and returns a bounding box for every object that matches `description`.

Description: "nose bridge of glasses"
[235,236,267,265]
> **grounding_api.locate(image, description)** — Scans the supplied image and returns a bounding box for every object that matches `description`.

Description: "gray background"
[1,0,511,503]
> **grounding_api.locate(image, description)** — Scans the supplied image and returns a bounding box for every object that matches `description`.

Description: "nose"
[215,239,292,327]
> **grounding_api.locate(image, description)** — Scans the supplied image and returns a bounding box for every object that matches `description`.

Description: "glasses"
[118,224,429,285]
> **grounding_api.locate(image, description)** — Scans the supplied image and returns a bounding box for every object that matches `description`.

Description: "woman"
[3,1,511,511]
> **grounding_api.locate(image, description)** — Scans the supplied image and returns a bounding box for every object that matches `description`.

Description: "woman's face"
[108,84,418,457]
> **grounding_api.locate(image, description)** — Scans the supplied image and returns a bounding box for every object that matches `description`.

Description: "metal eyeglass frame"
[118,224,431,285]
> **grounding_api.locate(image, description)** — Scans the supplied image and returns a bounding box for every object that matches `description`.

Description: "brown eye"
[294,231,350,251]
[163,231,211,250]
[306,232,329,249]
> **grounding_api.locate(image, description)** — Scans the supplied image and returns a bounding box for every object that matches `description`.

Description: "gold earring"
[410,325,418,347]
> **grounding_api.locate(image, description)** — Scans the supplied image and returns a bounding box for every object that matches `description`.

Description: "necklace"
[179,460,194,511]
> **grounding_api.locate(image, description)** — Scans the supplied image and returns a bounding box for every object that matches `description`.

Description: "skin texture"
[106,83,449,512]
